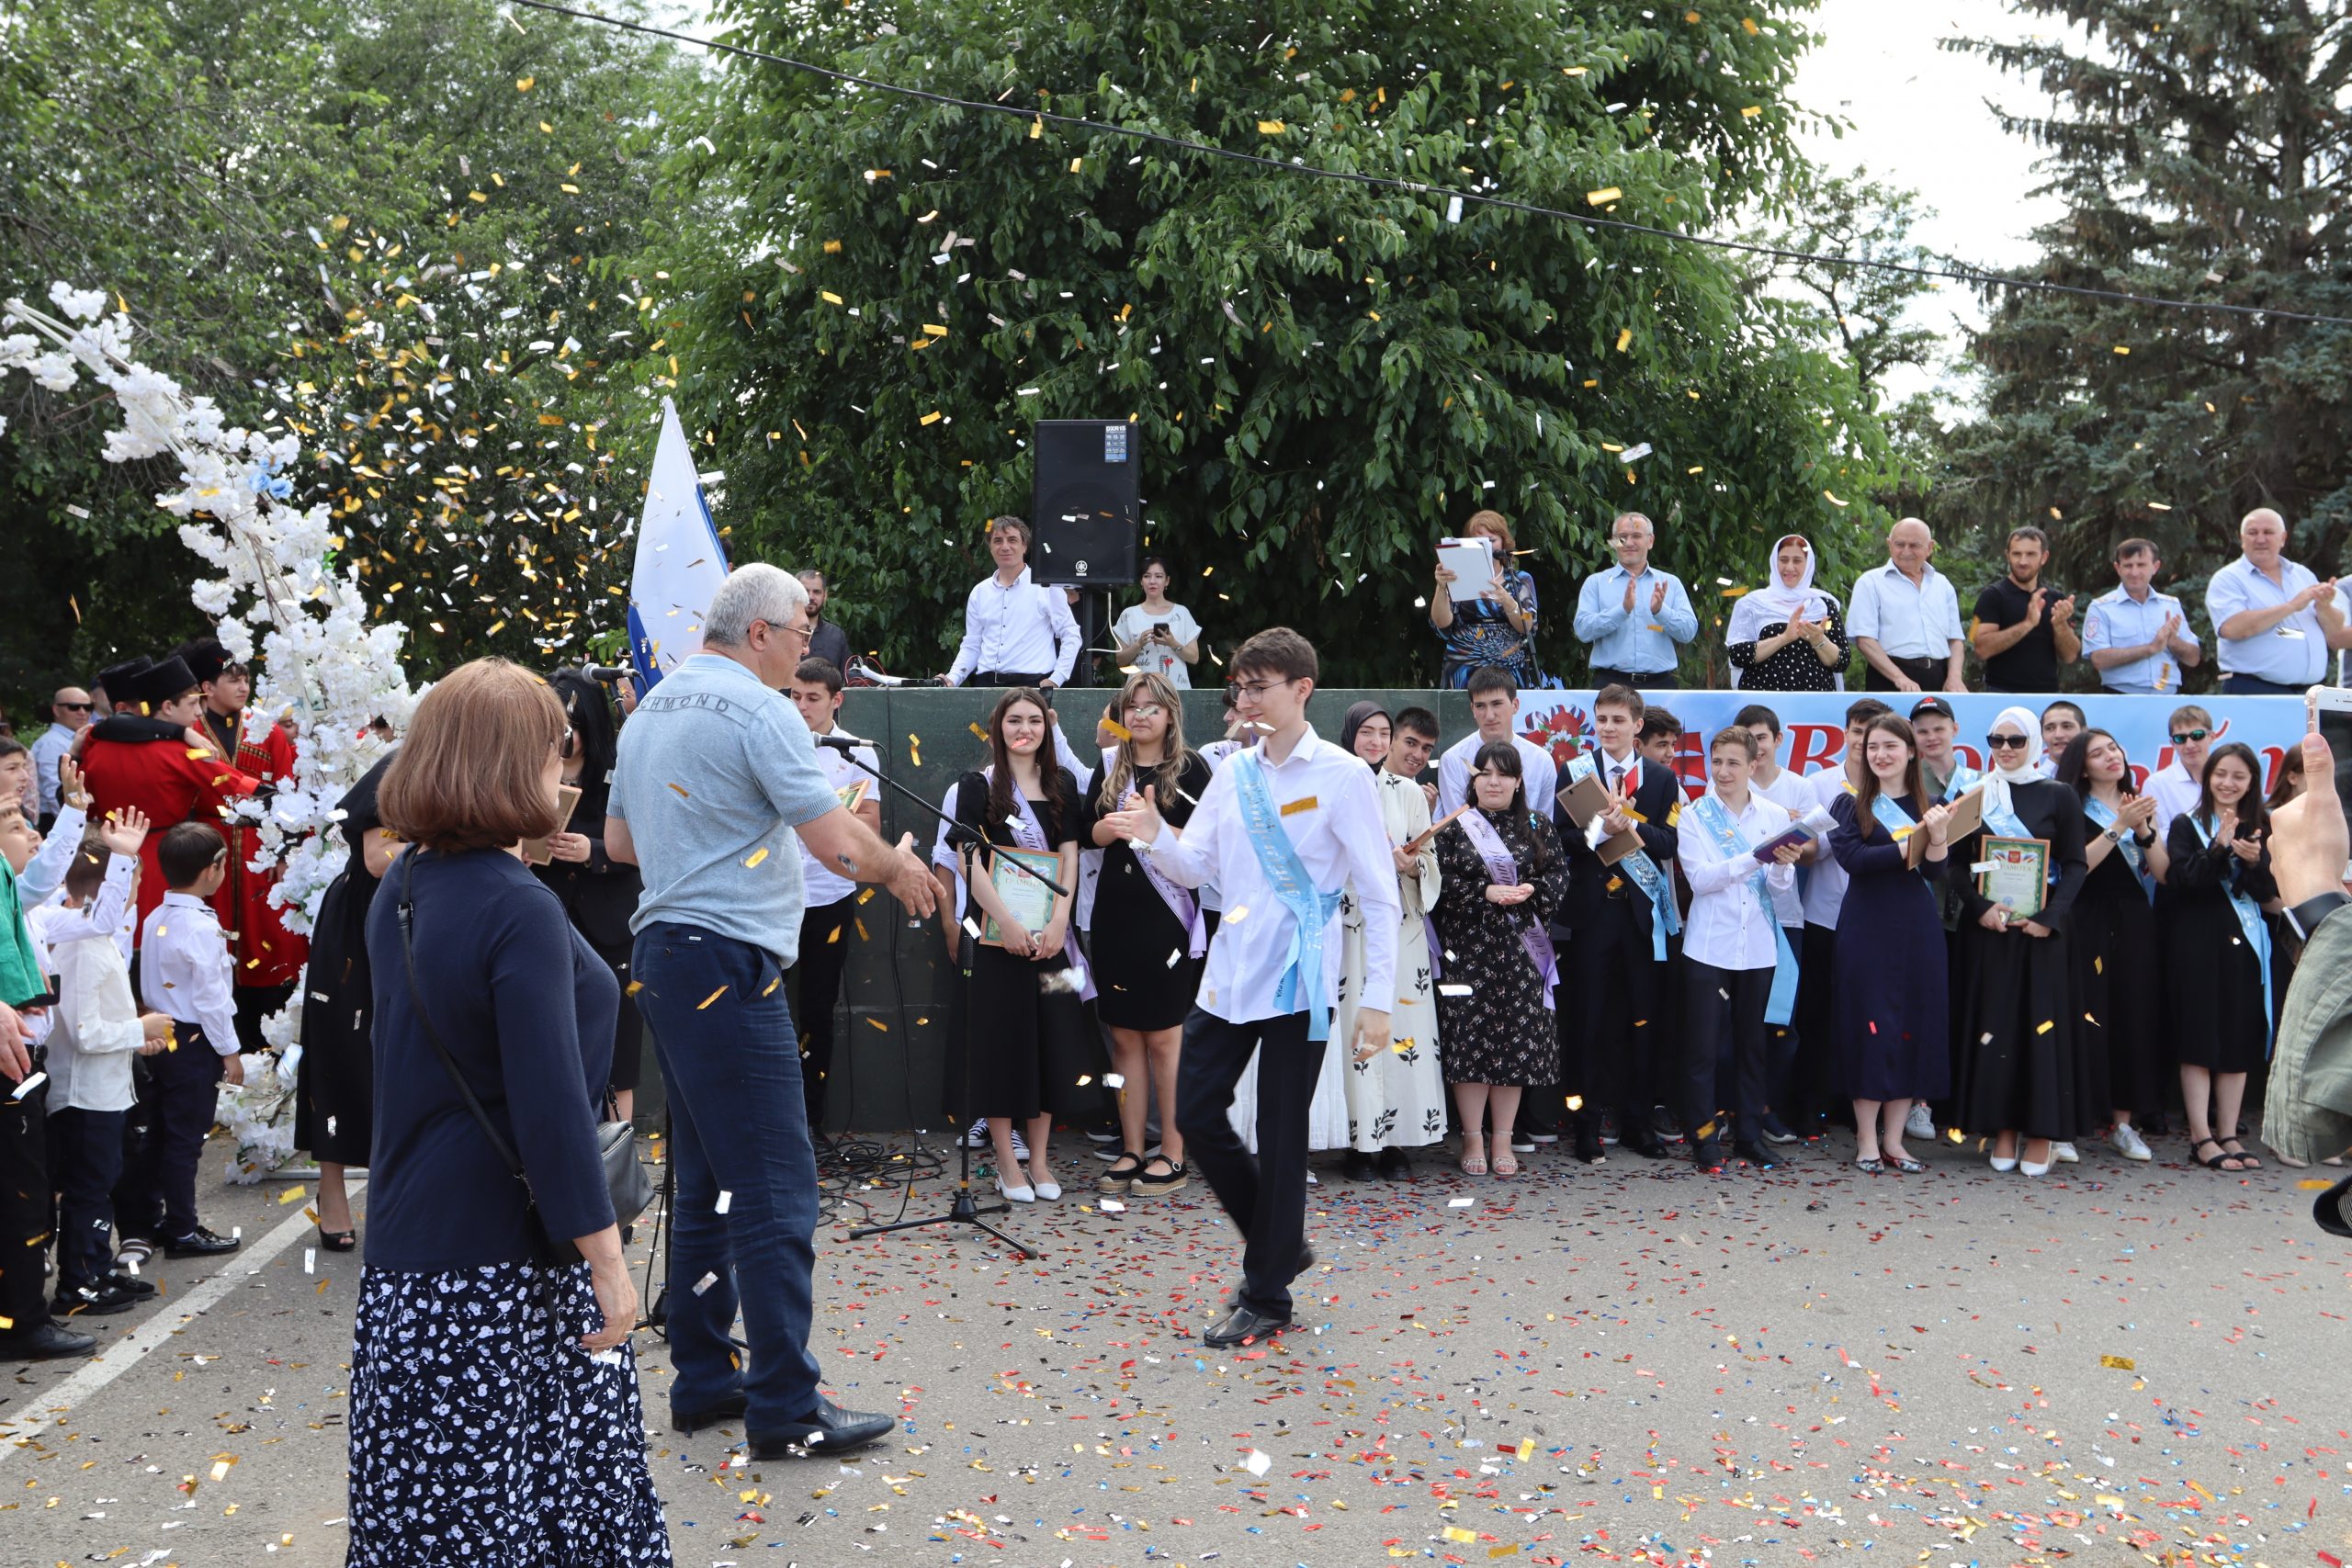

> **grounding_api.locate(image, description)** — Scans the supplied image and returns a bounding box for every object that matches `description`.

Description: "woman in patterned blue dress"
[1430,510,1550,690]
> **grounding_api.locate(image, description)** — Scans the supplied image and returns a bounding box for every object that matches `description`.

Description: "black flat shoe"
[748,1398,895,1459]
[1374,1147,1410,1180]
[1622,1133,1671,1160]
[1341,1149,1379,1182]
[1734,1139,1780,1170]
[672,1391,750,1435]
[1572,1122,1608,1165]
[1690,1141,1724,1173]
[105,1270,157,1299]
[0,1321,97,1361]
[164,1226,240,1258]
[316,1224,357,1253]
[53,1280,141,1316]
[1203,1303,1293,1348]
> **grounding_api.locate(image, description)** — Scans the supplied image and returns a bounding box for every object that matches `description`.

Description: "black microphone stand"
[822,739,1064,1259]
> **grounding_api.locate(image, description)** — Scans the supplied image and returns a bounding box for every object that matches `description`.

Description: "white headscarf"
[1981,705,2042,823]
[1726,535,1832,646]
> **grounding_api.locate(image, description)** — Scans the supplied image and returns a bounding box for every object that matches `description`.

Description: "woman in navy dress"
[1826,715,1954,1172]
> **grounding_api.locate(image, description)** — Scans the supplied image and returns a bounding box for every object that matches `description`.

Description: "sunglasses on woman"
[1984,734,2032,750]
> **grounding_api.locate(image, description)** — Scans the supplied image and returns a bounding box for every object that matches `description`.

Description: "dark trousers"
[1175,1008,1316,1318]
[1567,904,1669,1134]
[790,896,856,1129]
[110,1055,162,1245]
[153,1023,227,1240]
[632,922,826,1433]
[1790,922,1839,1127]
[1680,960,1771,1152]
[50,1106,126,1295]
[2221,672,2310,696]
[1589,665,1679,692]
[1865,656,1946,693]
[0,1067,52,1337]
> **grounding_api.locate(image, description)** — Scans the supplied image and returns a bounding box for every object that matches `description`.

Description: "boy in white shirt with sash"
[1105,628,1398,1348]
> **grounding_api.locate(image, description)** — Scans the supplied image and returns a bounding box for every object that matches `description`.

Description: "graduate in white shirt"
[1676,726,1806,1173]
[136,822,245,1257]
[2146,704,2214,843]
[1104,628,1397,1348]
[1436,668,1558,817]
[31,808,171,1313]
[1738,704,1823,1146]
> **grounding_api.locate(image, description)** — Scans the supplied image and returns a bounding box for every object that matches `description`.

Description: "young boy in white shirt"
[136,822,245,1258]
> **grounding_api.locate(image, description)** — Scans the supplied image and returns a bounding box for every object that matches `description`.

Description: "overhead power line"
[508,0,2352,331]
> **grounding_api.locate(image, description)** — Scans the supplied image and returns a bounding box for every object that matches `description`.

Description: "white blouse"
[1112,602,1202,688]
[1675,789,1801,971]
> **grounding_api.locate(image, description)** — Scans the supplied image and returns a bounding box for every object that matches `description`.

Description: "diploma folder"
[1555,773,1645,866]
[1905,782,1985,869]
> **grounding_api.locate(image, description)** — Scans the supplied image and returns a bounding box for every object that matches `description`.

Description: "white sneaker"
[2109,1123,2153,1162]
[2052,1141,2079,1164]
[1905,1103,1936,1141]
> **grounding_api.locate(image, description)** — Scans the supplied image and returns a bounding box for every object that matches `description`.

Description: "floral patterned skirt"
[348,1262,671,1567]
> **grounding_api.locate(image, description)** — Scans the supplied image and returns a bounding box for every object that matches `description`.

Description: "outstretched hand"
[2272,731,2349,907]
[1102,784,1164,845]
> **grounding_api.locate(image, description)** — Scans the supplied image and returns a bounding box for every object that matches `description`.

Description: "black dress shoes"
[1374,1146,1410,1179]
[164,1226,241,1258]
[1621,1132,1671,1160]
[748,1399,895,1459]
[1690,1140,1724,1173]
[1204,1303,1293,1348]
[0,1321,97,1361]
[1341,1148,1379,1182]
[1573,1121,1608,1164]
[1733,1139,1780,1170]
[53,1279,141,1316]
[672,1391,750,1435]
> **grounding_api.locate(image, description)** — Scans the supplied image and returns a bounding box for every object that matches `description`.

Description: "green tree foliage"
[670,0,1902,684]
[0,0,695,694]
[1939,1,2352,612]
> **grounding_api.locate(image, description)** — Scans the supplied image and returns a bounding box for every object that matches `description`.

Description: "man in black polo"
[1970,526,2078,694]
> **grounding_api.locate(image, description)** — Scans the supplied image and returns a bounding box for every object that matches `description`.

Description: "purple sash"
[984,767,1096,1001]
[1135,827,1207,958]
[1459,808,1557,1009]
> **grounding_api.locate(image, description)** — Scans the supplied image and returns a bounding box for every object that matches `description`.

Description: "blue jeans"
[633,922,826,1431]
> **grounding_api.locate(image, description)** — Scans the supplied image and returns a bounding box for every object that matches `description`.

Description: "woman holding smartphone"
[951,688,1094,1201]
[1112,558,1203,688]
[2163,742,2278,1173]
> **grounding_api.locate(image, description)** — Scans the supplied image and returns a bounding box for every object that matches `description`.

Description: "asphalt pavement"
[6,1124,2350,1567]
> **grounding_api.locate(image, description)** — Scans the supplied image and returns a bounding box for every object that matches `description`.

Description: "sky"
[1790,0,2066,405]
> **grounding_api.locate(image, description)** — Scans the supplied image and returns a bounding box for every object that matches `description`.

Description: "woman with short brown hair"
[1430,509,1545,689]
[350,659,666,1566]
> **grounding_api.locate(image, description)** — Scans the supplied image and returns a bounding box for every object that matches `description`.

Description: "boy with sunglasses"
[2145,705,2214,840]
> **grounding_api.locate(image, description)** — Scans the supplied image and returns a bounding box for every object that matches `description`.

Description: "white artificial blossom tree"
[2,283,419,1175]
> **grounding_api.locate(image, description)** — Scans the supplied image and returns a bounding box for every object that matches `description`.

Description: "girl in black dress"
[535,671,647,1121]
[1948,706,2088,1178]
[2163,743,2278,1173]
[1083,671,1214,1199]
[294,750,397,1249]
[953,688,1091,1202]
[1826,716,1954,1172]
[2054,729,2169,1162]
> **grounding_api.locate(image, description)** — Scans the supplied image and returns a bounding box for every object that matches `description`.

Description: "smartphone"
[1152,622,1169,637]
[2306,686,2352,852]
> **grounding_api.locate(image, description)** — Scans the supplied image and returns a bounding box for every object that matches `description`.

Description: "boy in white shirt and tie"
[137,822,245,1258]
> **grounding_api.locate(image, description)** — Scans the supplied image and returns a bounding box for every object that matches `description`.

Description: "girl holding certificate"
[1429,742,1567,1176]
[1947,706,2089,1178]
[2162,742,2278,1173]
[1826,715,1952,1172]
[2053,729,2168,1163]
[1083,672,1215,1198]
[952,688,1094,1202]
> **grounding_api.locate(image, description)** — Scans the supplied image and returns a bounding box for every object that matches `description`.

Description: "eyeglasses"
[58,702,93,712]
[1227,678,1294,699]
[2170,728,2210,745]
[1984,734,2032,750]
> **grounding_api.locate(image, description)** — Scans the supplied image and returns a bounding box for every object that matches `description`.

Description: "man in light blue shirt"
[2083,537,2201,694]
[1572,511,1698,689]
[2204,508,2350,694]
[605,562,934,1460]
[1847,518,1969,694]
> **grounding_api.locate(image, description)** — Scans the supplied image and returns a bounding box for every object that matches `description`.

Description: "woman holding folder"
[951,687,1097,1202]
[1826,715,1952,1172]
[1947,706,2089,1178]
[2162,742,2278,1173]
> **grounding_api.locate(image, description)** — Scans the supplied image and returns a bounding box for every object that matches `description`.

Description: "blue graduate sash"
[1869,793,1926,873]
[2189,816,2275,1055]
[1935,763,1981,804]
[1230,750,1345,1041]
[1688,792,1800,1026]
[1565,753,1680,962]
[1978,777,2059,886]
[2084,797,2155,902]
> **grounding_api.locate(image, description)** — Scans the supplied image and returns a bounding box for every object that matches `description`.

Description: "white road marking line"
[0,1180,364,1464]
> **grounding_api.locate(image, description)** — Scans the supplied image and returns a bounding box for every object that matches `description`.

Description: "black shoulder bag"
[396,852,652,1265]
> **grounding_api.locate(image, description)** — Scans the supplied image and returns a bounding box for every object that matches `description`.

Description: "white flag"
[627,397,730,692]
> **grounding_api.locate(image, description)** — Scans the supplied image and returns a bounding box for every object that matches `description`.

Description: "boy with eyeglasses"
[2146,705,2214,840]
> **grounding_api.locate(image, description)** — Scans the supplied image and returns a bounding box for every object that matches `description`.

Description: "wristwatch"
[2102,825,2124,843]
[2285,890,2350,942]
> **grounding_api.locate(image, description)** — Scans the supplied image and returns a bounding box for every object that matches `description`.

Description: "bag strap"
[396,852,532,1189]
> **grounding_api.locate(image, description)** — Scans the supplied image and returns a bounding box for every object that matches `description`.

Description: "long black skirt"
[293,867,374,1168]
[347,1262,670,1565]
[1951,923,2080,1140]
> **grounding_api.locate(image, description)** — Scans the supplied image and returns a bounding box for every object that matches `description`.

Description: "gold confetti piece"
[826,924,842,943]
[1615,328,1633,352]
[866,1017,888,1031]
[1257,119,1286,134]
[2099,1354,2135,1370]
[1226,904,1249,923]
[969,722,989,740]
[2035,1020,2054,1034]
[1586,186,1623,205]
[697,986,729,1010]
[1741,16,1759,32]
[2112,344,2131,355]
[515,74,534,91]
[920,411,944,425]
[277,1184,309,1206]
[1740,104,1761,118]
[761,974,782,997]
[820,289,844,305]
[922,323,948,337]
[666,782,691,799]
[626,980,645,996]
[2300,1178,2335,1190]
[1030,115,1044,139]
[1102,716,1133,741]
[1442,1526,1477,1544]
[743,847,770,869]
[1069,156,1083,173]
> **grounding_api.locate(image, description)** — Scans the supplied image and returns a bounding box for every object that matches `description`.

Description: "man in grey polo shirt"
[605,562,934,1459]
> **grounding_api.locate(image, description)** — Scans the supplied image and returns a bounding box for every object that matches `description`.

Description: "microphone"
[813,733,864,755]
[581,663,634,684]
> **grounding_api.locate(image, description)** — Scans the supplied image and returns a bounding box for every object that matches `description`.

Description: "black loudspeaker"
[1030,419,1140,586]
